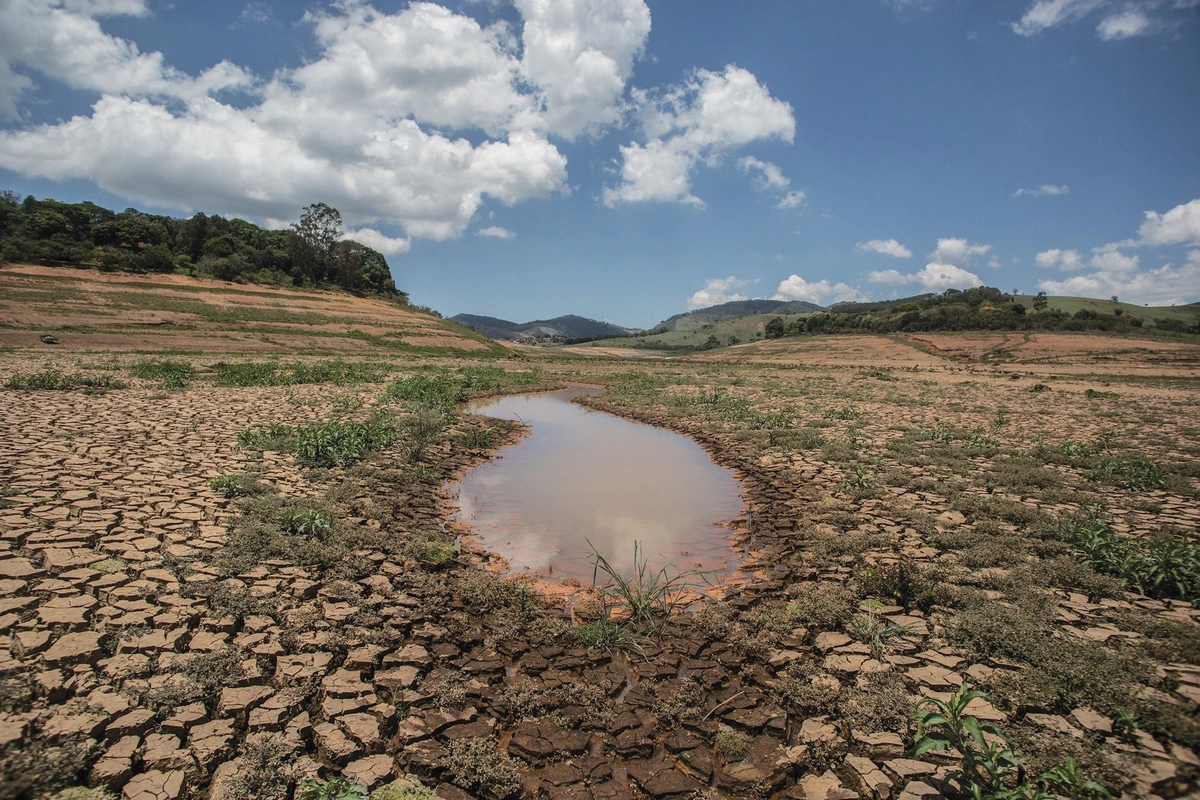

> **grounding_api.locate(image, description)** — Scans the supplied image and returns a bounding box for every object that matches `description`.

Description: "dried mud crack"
[0,351,1198,800]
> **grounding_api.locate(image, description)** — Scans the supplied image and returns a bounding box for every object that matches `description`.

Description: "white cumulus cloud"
[869,263,984,291]
[1011,0,1185,40]
[686,276,757,309]
[1038,257,1200,306]
[515,0,651,139]
[737,156,806,209]
[476,225,515,239]
[0,1,671,243]
[772,275,864,305]
[1014,184,1070,197]
[1035,248,1087,271]
[604,65,795,207]
[1033,198,1200,306]
[1138,198,1200,247]
[1097,9,1153,39]
[775,191,806,210]
[930,238,992,266]
[0,0,253,120]
[344,227,411,255]
[1012,0,1105,36]
[1089,242,1140,272]
[739,156,789,190]
[856,239,913,258]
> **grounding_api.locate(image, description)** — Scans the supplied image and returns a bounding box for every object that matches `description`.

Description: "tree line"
[762,286,1197,338]
[0,192,402,298]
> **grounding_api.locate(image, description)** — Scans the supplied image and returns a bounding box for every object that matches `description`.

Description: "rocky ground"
[0,345,1198,800]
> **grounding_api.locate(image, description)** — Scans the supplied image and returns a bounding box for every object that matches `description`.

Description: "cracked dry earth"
[1,351,1199,800]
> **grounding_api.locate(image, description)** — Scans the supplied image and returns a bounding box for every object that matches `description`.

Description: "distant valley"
[452,299,828,341]
[448,313,635,342]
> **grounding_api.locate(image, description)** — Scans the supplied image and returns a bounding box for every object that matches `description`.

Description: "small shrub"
[841,672,915,733]
[215,360,388,387]
[947,597,1053,665]
[498,679,612,725]
[574,618,625,650]
[587,540,703,637]
[404,535,456,567]
[277,507,335,538]
[1085,457,1166,491]
[854,558,951,611]
[650,678,705,730]
[146,646,247,711]
[457,426,497,450]
[386,374,463,409]
[6,370,127,391]
[1109,610,1200,664]
[456,570,539,621]
[836,464,876,494]
[1049,516,1200,602]
[769,426,826,450]
[297,776,369,800]
[714,726,749,760]
[0,736,101,800]
[238,423,296,451]
[371,779,435,800]
[1030,556,1124,600]
[182,580,271,623]
[786,582,856,631]
[912,683,1111,800]
[402,408,447,463]
[129,358,194,388]
[847,602,911,658]
[774,662,842,714]
[294,416,398,467]
[958,537,1028,569]
[824,405,861,420]
[90,558,126,573]
[405,463,442,482]
[224,733,295,800]
[208,474,272,499]
[443,737,523,799]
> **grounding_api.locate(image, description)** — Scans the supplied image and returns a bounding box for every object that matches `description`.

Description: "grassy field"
[1013,294,1200,324]
[1,271,1198,800]
[577,312,810,349]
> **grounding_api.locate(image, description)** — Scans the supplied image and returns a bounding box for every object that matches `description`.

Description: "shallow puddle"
[452,387,746,585]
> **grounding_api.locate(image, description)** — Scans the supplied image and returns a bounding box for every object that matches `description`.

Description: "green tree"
[764,316,786,339]
[290,202,342,283]
[331,240,397,294]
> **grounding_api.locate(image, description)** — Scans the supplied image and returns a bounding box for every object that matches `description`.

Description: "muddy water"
[452,387,746,584]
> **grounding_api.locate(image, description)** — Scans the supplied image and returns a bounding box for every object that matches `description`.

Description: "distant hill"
[653,299,825,332]
[0,263,503,354]
[451,313,634,341]
[570,287,1200,353]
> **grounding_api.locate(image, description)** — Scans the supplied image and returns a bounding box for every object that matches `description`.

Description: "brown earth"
[691,332,1200,379]
[0,278,1198,800]
[0,264,493,353]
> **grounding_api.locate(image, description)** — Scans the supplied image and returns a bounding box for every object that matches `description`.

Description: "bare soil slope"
[0,264,497,354]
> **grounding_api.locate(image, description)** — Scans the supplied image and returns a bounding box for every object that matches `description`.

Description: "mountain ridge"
[450,313,634,341]
[651,299,826,332]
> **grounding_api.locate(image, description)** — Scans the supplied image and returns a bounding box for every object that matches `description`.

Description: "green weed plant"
[6,370,127,391]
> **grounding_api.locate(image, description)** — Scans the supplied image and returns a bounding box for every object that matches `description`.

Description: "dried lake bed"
[1,331,1198,799]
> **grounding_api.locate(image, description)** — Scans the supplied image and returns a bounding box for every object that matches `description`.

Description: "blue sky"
[1,0,1198,328]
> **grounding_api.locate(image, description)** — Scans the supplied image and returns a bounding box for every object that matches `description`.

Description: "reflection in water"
[453,387,745,583]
